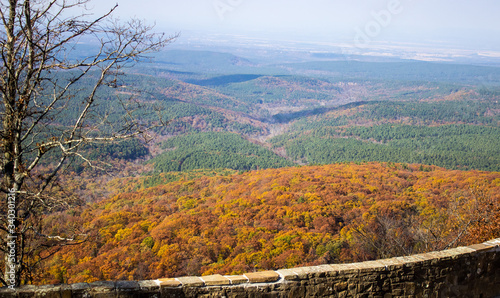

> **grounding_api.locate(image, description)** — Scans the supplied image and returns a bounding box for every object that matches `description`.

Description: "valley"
[19,46,500,284]
[111,49,500,174]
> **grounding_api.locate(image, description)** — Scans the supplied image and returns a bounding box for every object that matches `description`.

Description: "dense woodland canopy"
[149,132,293,172]
[38,163,500,284]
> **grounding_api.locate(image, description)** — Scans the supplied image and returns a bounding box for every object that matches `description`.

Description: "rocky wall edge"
[0,238,498,297]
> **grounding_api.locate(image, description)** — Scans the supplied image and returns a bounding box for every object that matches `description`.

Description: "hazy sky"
[89,0,500,50]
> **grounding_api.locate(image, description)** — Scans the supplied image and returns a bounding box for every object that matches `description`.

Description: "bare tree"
[0,0,175,287]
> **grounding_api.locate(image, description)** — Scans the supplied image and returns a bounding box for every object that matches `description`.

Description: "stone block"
[115,281,139,289]
[115,280,140,297]
[342,262,363,270]
[357,280,375,292]
[426,251,453,263]
[291,266,322,279]
[378,258,405,270]
[200,274,230,286]
[317,264,342,277]
[138,280,160,292]
[483,238,500,246]
[289,267,308,279]
[225,275,249,285]
[468,243,496,252]
[337,262,362,274]
[406,254,428,263]
[158,278,181,288]
[404,282,416,295]
[276,269,299,281]
[294,265,335,278]
[160,286,186,297]
[335,281,348,292]
[177,276,204,287]
[0,288,18,298]
[392,288,404,296]
[423,251,441,259]
[444,247,471,260]
[437,249,460,258]
[88,281,116,298]
[414,253,437,262]
[59,284,72,298]
[316,264,336,272]
[16,285,37,298]
[34,284,64,298]
[453,246,476,254]
[328,264,344,272]
[357,260,387,272]
[244,271,280,283]
[70,283,91,298]
[136,280,162,297]
[394,256,419,266]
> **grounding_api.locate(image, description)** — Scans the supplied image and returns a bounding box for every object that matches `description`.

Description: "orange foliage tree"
[36,163,499,284]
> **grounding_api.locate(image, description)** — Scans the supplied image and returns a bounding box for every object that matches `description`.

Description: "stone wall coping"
[224,275,249,285]
[200,274,231,286]
[244,271,280,283]
[158,236,497,287]
[0,237,499,296]
[175,276,204,287]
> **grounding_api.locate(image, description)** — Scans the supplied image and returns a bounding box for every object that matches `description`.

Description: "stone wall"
[1,238,499,297]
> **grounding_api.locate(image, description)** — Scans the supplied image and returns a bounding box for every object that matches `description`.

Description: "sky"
[88,0,500,52]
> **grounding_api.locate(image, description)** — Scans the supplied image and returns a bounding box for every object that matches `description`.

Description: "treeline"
[154,100,262,136]
[341,123,500,142]
[86,139,149,161]
[150,132,294,172]
[285,60,500,85]
[46,71,264,136]
[290,100,500,133]
[273,124,500,171]
[214,76,341,106]
[358,100,499,126]
[58,138,150,174]
[140,169,238,189]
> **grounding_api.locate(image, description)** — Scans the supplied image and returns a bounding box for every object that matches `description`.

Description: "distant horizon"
[158,30,500,66]
[85,0,500,64]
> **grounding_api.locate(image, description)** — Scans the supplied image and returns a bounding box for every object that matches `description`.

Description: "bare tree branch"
[0,0,175,286]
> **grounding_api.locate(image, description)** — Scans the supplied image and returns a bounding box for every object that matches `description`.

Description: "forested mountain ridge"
[269,99,500,171]
[48,50,500,184]
[148,132,294,173]
[82,50,499,173]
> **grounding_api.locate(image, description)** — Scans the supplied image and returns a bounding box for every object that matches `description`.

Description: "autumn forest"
[41,163,500,284]
[4,45,500,285]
